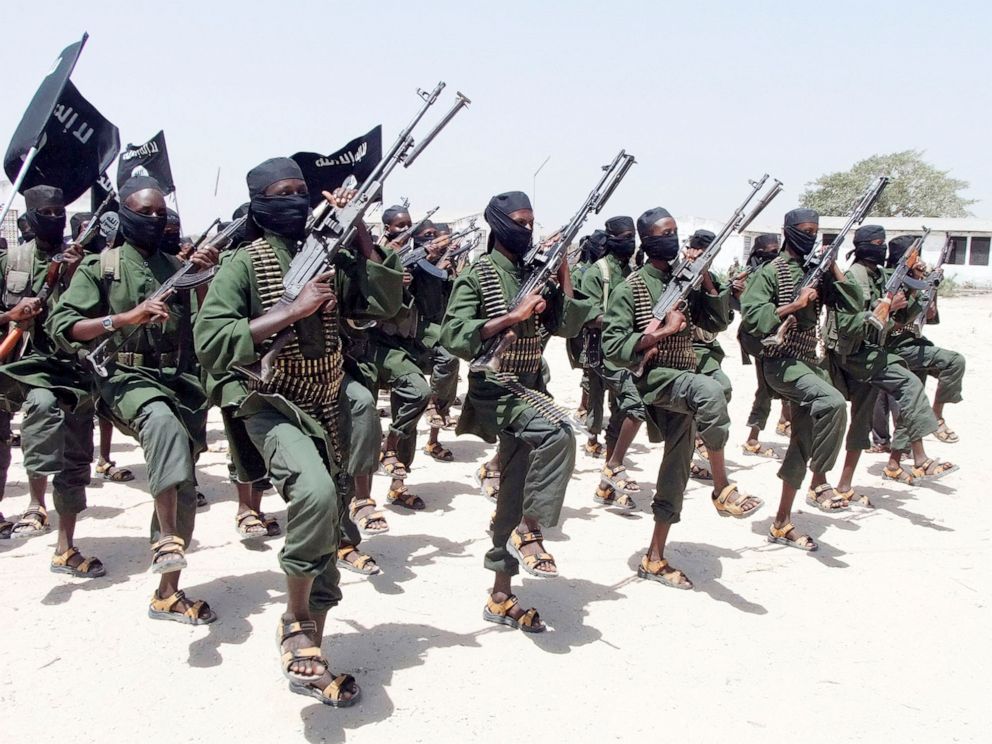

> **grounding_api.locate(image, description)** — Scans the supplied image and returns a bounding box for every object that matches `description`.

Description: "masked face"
[487,209,533,257]
[160,229,182,255]
[29,208,66,247]
[120,205,167,250]
[250,193,310,242]
[640,232,680,262]
[855,240,886,265]
[783,225,818,256]
[606,234,636,259]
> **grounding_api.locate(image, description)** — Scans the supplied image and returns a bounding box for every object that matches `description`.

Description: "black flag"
[4,34,87,182]
[292,125,382,207]
[116,130,174,193]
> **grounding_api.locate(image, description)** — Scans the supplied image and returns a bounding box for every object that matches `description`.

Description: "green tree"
[800,150,975,217]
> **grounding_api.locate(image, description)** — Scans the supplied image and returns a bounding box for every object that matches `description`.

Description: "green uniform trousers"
[21,387,93,515]
[486,411,575,576]
[337,374,381,549]
[429,345,459,414]
[244,407,343,612]
[892,340,965,406]
[745,363,774,431]
[762,358,847,489]
[584,365,646,447]
[0,410,13,502]
[644,371,729,524]
[133,400,198,546]
[377,357,431,467]
[705,367,733,404]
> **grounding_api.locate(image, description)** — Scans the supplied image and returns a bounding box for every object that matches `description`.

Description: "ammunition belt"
[629,273,696,371]
[763,254,820,365]
[476,256,543,376]
[494,372,585,435]
[115,351,177,368]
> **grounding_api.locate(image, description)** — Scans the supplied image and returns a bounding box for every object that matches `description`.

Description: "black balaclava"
[413,219,437,247]
[582,230,609,263]
[484,191,533,257]
[119,176,167,251]
[382,204,411,241]
[246,157,310,242]
[887,235,917,269]
[24,185,66,248]
[749,233,780,268]
[852,224,886,265]
[782,208,819,256]
[689,229,716,250]
[636,207,679,262]
[161,208,183,255]
[604,215,636,260]
[16,215,35,244]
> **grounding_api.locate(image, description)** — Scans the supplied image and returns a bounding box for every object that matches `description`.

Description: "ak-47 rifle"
[404,219,481,278]
[386,205,440,253]
[632,174,782,376]
[762,175,890,350]
[0,189,120,362]
[469,148,636,374]
[83,216,248,377]
[912,234,953,337]
[235,82,470,384]
[868,226,931,341]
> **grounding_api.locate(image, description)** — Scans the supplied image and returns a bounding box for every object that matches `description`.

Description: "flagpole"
[0,145,40,228]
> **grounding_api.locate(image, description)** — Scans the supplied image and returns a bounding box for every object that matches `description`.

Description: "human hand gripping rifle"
[632,174,783,377]
[405,219,481,278]
[762,175,890,350]
[83,216,247,377]
[868,226,931,342]
[384,205,440,253]
[235,82,470,384]
[912,234,952,336]
[469,149,636,374]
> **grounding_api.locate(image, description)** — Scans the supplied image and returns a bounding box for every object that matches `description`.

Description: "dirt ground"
[1,295,988,743]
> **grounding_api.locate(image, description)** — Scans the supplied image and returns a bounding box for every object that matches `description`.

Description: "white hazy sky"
[2,0,989,231]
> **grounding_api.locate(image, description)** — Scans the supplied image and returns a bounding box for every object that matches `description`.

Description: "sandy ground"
[1,295,989,744]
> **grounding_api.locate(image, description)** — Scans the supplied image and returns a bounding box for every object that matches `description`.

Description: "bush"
[938,274,960,297]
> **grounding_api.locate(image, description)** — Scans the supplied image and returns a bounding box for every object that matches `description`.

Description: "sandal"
[584,441,605,458]
[600,464,641,493]
[690,462,712,481]
[276,618,327,683]
[694,438,709,460]
[0,513,13,539]
[775,420,792,437]
[259,512,282,537]
[378,450,408,479]
[911,458,959,482]
[289,674,361,708]
[507,529,559,578]
[837,488,873,510]
[882,465,916,485]
[425,405,446,428]
[805,483,849,512]
[483,594,545,633]
[423,441,454,462]
[196,491,208,508]
[386,485,425,511]
[593,485,636,511]
[712,483,763,518]
[473,464,500,503]
[150,535,187,574]
[148,589,216,625]
[933,418,959,444]
[349,498,389,536]
[50,546,106,578]
[11,505,50,539]
[742,441,778,459]
[235,509,269,541]
[96,456,134,482]
[768,522,817,551]
[637,556,692,589]
[336,545,380,576]
[864,442,891,454]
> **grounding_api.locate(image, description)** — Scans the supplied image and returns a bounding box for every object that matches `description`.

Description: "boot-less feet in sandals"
[768,522,817,551]
[277,617,328,683]
[483,593,546,633]
[637,556,692,589]
[150,535,187,574]
[712,483,763,518]
[911,458,958,482]
[235,509,270,541]
[378,451,408,479]
[600,464,641,493]
[96,456,134,482]
[742,441,778,459]
[933,419,959,444]
[11,505,49,539]
[423,442,454,462]
[336,545,380,576]
[805,483,848,513]
[289,674,361,708]
[387,486,425,511]
[149,589,216,625]
[507,528,559,578]
[51,546,106,578]
[349,498,389,536]
[474,465,500,502]
[594,484,636,511]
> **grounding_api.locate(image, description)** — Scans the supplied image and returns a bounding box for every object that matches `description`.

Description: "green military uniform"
[440,249,592,575]
[740,253,861,488]
[577,253,645,448]
[48,243,207,545]
[194,233,402,611]
[0,241,94,517]
[693,276,733,403]
[411,265,460,418]
[824,261,939,452]
[602,262,730,524]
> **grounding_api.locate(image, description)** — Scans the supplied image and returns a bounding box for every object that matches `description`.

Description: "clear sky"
[2,0,989,232]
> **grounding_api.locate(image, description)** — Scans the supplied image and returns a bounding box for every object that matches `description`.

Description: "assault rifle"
[633,174,782,376]
[868,226,930,341]
[469,148,636,374]
[763,175,889,350]
[236,83,470,383]
[404,219,481,278]
[911,234,953,336]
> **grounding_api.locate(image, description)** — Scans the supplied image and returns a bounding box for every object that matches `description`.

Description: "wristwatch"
[102,316,115,333]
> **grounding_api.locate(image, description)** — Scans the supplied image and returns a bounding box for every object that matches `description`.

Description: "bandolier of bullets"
[475,257,585,433]
[763,254,821,365]
[245,239,345,461]
[629,273,697,370]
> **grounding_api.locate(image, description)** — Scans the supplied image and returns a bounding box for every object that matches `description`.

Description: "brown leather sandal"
[637,556,692,589]
[712,483,763,518]
[336,545,380,576]
[51,546,106,578]
[289,674,361,708]
[482,594,545,633]
[593,485,636,511]
[11,505,49,539]
[150,535,187,574]
[378,450,408,479]
[386,486,425,511]
[276,618,327,682]
[506,529,558,578]
[148,589,216,625]
[349,498,388,536]
[768,522,817,551]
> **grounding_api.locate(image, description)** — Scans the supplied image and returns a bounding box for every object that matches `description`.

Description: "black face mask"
[413,233,435,249]
[251,193,310,242]
[783,226,817,256]
[30,212,66,247]
[640,233,680,262]
[854,242,886,265]
[120,206,167,250]
[85,235,106,254]
[487,209,533,257]
[160,232,182,255]
[606,236,636,259]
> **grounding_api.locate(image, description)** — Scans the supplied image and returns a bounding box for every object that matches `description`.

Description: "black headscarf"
[23,185,65,247]
[484,191,533,257]
[245,157,309,242]
[605,216,635,236]
[70,212,94,241]
[382,204,410,226]
[582,230,609,263]
[604,215,636,260]
[754,233,779,252]
[689,229,716,250]
[851,224,886,264]
[161,208,183,255]
[782,208,819,256]
[887,235,917,269]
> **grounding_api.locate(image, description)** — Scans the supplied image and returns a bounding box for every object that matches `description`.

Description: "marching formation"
[0,75,965,709]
